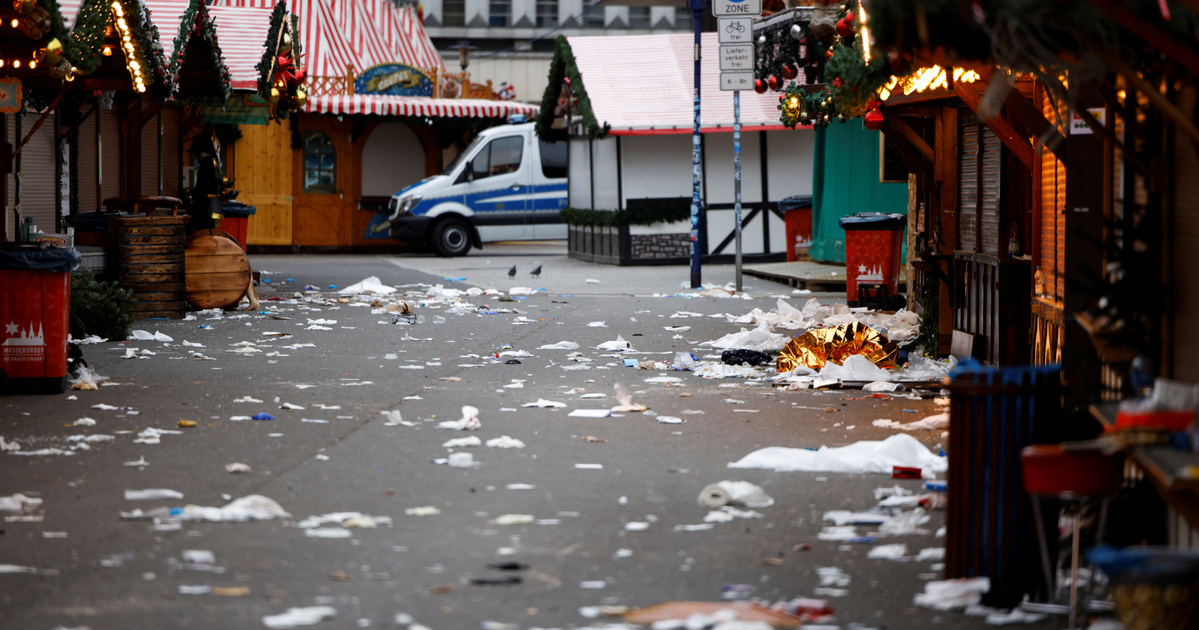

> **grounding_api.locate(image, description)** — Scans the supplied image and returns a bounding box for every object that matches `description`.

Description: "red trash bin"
[779,195,813,262]
[218,202,256,251]
[0,245,81,395]
[839,213,906,309]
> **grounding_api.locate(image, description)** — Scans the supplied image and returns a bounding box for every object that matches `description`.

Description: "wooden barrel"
[184,229,251,310]
[108,215,189,320]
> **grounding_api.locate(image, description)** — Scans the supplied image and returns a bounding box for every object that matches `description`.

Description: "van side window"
[471,136,523,181]
[539,139,567,179]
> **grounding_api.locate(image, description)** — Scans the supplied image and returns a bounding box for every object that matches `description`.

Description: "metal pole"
[734,89,742,291]
[689,0,703,289]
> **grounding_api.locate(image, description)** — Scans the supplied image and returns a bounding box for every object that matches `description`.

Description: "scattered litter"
[914,577,991,610]
[611,384,647,412]
[656,416,684,424]
[522,399,566,408]
[447,452,475,467]
[539,341,580,350]
[728,434,947,477]
[120,494,289,523]
[596,335,632,351]
[226,463,252,474]
[624,522,649,531]
[252,413,276,421]
[124,457,149,467]
[868,543,909,560]
[178,585,212,595]
[491,514,535,525]
[338,276,396,295]
[177,420,197,428]
[697,481,774,509]
[124,489,184,501]
[569,409,612,418]
[128,330,173,342]
[442,436,482,448]
[405,506,441,516]
[579,580,607,589]
[486,436,525,448]
[437,406,481,430]
[262,606,337,629]
[574,463,603,470]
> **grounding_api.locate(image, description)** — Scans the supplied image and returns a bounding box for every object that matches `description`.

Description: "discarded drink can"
[892,466,922,479]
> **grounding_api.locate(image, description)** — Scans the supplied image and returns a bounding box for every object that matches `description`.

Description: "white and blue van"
[387,121,568,256]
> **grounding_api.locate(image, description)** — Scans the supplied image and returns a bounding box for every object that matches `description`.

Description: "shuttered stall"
[958,115,978,252]
[141,110,160,196]
[15,108,60,233]
[978,127,1001,255]
[161,109,181,198]
[76,106,99,213]
[1039,93,1066,300]
[1173,90,1199,381]
[98,107,121,206]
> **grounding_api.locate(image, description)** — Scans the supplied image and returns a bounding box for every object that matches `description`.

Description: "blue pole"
[734,89,742,291]
[689,0,703,289]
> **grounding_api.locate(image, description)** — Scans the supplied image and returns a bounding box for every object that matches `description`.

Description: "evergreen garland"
[256,1,289,96]
[66,0,111,75]
[535,36,610,140]
[164,0,231,100]
[133,1,171,95]
[560,202,691,227]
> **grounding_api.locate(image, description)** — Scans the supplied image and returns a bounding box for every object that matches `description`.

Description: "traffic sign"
[712,0,761,17]
[720,72,754,92]
[718,17,753,44]
[718,44,754,71]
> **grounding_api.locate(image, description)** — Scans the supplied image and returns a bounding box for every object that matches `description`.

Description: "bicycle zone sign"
[716,0,760,91]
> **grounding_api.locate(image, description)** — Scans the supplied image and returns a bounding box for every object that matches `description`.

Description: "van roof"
[479,121,535,137]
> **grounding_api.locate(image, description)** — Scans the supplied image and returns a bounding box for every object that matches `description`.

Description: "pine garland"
[535,36,610,140]
[256,1,289,95]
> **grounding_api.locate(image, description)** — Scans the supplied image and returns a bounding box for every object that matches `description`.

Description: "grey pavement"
[0,244,1052,630]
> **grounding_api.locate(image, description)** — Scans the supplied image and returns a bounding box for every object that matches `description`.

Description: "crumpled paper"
[777,322,898,371]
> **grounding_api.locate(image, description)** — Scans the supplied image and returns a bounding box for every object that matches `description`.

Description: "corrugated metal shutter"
[98,107,121,205]
[958,115,978,252]
[161,109,180,197]
[76,107,99,213]
[17,109,59,233]
[1039,93,1065,299]
[6,114,14,211]
[1173,90,1199,381]
[979,127,1001,254]
[141,110,160,195]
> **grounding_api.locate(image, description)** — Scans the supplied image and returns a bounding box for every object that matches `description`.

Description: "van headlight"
[388,195,421,220]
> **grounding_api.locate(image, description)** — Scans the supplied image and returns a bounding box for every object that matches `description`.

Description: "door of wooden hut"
[234,123,294,246]
[293,116,351,246]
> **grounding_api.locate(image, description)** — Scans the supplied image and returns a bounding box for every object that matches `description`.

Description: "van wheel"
[432,217,472,257]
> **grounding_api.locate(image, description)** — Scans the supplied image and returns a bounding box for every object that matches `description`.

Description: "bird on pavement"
[507,265,517,279]
[530,265,542,278]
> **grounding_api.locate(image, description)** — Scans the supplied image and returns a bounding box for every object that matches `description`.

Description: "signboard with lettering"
[720,72,754,92]
[718,17,753,44]
[1069,107,1105,135]
[719,45,754,71]
[713,0,761,16]
[354,64,435,97]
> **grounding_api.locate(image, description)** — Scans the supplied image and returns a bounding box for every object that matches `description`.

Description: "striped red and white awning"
[306,93,538,119]
[208,5,276,91]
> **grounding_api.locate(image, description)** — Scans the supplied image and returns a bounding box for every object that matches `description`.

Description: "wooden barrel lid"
[185,229,251,310]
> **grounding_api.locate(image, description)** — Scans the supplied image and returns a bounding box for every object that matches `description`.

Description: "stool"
[1020,444,1125,628]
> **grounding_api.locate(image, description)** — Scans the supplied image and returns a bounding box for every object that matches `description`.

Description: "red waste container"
[839,212,906,309]
[779,195,813,262]
[0,245,81,395]
[219,202,256,251]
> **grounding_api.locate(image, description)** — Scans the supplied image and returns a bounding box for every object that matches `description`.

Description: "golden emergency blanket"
[777,322,898,371]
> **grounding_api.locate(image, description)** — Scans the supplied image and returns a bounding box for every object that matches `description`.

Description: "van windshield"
[441,134,487,176]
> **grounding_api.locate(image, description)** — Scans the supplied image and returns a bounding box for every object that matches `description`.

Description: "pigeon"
[507,265,517,279]
[529,265,542,278]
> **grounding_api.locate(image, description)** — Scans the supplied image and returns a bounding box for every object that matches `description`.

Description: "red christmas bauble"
[864,108,884,131]
[754,78,767,94]
[835,18,852,38]
[844,11,853,24]
[781,64,797,80]
[825,48,835,60]
[768,75,779,91]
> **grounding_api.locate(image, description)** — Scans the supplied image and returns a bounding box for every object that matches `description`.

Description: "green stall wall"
[809,123,910,263]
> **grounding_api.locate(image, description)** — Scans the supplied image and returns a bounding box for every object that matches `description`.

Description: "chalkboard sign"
[879,134,909,183]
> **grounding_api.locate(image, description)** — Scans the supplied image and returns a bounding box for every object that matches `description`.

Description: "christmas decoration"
[754,78,766,94]
[863,104,883,130]
[768,74,779,91]
[255,1,304,117]
[166,0,233,100]
[781,63,796,80]
[535,36,611,140]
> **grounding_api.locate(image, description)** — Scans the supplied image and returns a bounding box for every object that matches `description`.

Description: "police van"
[387,121,568,256]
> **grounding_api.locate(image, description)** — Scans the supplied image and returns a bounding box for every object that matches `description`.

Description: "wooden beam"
[881,112,934,162]
[997,80,1067,158]
[954,79,1036,171]
[880,119,931,177]
[139,99,168,129]
[1084,0,1199,78]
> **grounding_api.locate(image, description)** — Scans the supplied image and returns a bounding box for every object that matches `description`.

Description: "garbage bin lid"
[778,195,813,211]
[0,244,82,273]
[839,212,907,231]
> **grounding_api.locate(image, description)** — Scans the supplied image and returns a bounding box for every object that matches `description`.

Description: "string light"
[858,4,871,64]
[110,0,147,93]
[877,66,980,101]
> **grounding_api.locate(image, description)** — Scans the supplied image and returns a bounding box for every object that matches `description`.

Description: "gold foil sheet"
[777,322,898,372]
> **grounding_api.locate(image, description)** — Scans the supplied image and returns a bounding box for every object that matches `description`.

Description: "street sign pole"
[734,89,742,291]
[689,0,703,289]
[715,0,759,292]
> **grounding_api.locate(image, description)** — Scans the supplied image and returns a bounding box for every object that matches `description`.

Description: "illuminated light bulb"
[103,46,112,56]
[0,59,6,68]
[28,60,35,69]
[130,60,139,71]
[10,18,17,28]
